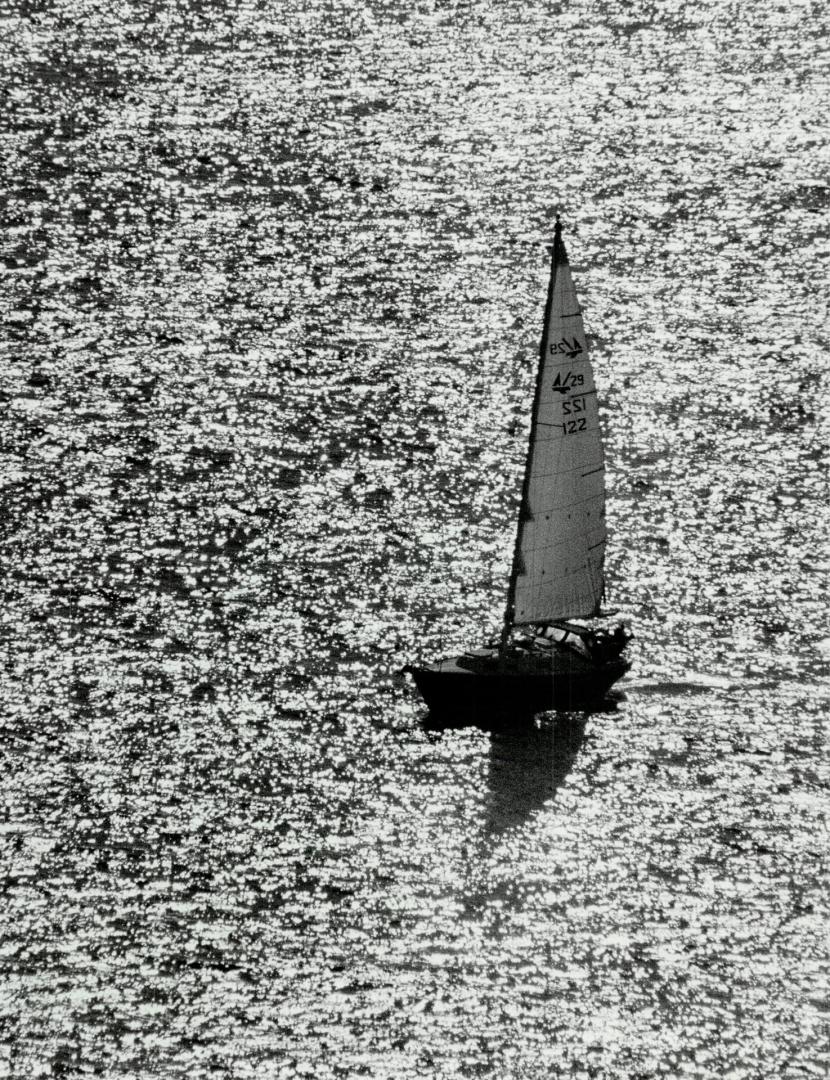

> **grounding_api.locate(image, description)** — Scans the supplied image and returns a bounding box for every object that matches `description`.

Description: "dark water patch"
[484,716,588,834]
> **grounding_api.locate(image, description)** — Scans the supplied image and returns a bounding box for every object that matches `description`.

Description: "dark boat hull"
[406,650,629,720]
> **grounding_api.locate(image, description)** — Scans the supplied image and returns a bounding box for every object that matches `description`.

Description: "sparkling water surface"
[2,0,829,1076]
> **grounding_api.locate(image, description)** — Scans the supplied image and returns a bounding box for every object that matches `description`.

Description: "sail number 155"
[562,394,586,416]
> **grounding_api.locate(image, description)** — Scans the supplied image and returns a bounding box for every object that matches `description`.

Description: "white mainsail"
[510,220,606,625]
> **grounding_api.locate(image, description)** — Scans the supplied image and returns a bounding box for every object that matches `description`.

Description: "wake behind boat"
[406,217,631,719]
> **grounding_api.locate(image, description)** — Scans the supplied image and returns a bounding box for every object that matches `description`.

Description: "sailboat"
[405,217,630,718]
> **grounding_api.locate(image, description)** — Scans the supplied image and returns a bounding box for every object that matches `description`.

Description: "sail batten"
[506,218,607,628]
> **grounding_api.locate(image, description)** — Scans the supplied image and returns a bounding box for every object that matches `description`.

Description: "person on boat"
[588,625,631,663]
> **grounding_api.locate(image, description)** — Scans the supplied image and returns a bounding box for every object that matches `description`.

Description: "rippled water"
[2,0,829,1076]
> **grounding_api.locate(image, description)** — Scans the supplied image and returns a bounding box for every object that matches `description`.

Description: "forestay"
[511,221,606,625]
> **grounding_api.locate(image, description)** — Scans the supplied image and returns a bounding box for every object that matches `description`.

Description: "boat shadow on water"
[421,697,620,833]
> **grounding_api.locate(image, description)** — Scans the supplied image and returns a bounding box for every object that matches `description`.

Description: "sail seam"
[526,491,606,509]
[523,461,604,475]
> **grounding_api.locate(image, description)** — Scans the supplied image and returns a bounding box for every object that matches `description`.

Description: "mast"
[500,217,566,651]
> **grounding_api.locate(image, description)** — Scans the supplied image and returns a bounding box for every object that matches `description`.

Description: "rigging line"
[586,550,603,611]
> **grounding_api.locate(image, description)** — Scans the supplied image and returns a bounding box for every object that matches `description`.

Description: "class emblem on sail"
[507,218,606,627]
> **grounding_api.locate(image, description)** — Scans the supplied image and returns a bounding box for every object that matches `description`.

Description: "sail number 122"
[561,393,587,435]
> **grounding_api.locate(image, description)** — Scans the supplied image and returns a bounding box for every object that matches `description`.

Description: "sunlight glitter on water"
[2,0,829,1077]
